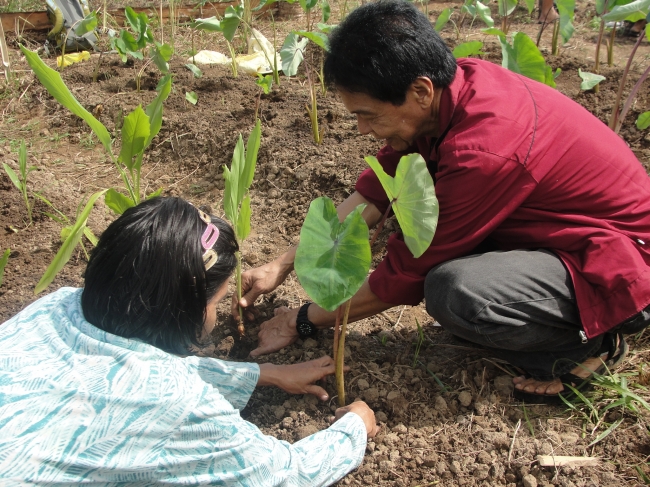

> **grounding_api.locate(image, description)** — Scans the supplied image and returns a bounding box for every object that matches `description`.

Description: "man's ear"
[410,77,435,108]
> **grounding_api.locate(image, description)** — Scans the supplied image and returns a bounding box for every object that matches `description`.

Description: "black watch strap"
[296,302,317,339]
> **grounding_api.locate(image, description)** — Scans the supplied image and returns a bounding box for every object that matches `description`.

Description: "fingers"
[305,384,329,402]
[274,306,290,316]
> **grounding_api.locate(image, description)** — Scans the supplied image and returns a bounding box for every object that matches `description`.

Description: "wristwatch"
[296,302,317,339]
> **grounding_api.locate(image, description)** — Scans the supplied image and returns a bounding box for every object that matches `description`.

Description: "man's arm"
[232,192,382,321]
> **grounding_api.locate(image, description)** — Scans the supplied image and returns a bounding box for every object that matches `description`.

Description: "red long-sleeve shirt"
[356,58,650,338]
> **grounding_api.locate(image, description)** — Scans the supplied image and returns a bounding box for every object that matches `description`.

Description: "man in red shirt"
[232,0,650,401]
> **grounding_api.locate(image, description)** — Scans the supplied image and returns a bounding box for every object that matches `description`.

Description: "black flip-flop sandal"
[512,333,628,405]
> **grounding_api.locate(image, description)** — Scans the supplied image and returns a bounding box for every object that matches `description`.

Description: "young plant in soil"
[254,74,273,120]
[223,119,262,337]
[549,0,576,56]
[0,249,10,288]
[20,46,172,292]
[2,140,35,225]
[109,7,173,90]
[294,197,371,407]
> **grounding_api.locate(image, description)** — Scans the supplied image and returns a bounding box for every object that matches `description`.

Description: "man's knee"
[424,260,470,322]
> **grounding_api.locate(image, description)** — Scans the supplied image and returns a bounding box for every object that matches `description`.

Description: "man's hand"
[231,249,296,322]
[333,401,380,438]
[250,306,299,358]
[258,356,345,401]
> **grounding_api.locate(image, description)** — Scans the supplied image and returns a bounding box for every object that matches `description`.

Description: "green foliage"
[185,63,202,78]
[74,11,98,36]
[556,0,576,44]
[462,0,495,27]
[280,33,309,76]
[412,318,425,368]
[192,4,244,77]
[2,140,36,224]
[579,69,606,90]
[498,0,518,16]
[602,0,650,22]
[498,32,558,88]
[35,190,107,294]
[637,111,650,129]
[294,30,329,51]
[364,153,438,258]
[223,119,262,243]
[453,41,485,58]
[0,249,10,288]
[435,8,453,31]
[185,91,198,105]
[255,74,273,94]
[295,197,371,312]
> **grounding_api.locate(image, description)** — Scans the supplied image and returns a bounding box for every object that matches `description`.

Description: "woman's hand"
[333,401,380,438]
[258,356,345,401]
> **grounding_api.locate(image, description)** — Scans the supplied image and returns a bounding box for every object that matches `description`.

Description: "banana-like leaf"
[453,41,484,58]
[280,33,308,77]
[435,8,453,32]
[237,194,252,242]
[35,190,107,294]
[636,111,650,129]
[294,30,330,51]
[364,153,438,258]
[105,188,135,215]
[295,197,371,312]
[578,69,605,90]
[602,0,650,21]
[476,1,495,27]
[500,32,557,88]
[2,164,22,191]
[20,46,112,155]
[0,248,10,288]
[145,74,172,148]
[241,119,261,202]
[119,106,150,171]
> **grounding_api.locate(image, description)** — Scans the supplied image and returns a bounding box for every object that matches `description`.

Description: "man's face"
[338,87,431,152]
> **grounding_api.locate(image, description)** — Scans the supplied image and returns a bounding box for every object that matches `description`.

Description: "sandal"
[513,333,628,404]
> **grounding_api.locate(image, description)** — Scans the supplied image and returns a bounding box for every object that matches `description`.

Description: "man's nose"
[356,116,371,135]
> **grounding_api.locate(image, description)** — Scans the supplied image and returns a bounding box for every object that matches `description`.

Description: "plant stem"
[551,20,560,55]
[607,23,616,66]
[227,41,238,77]
[333,305,342,362]
[609,32,644,131]
[237,250,245,336]
[594,19,605,73]
[615,64,650,134]
[336,299,352,407]
[370,200,394,248]
[92,50,104,83]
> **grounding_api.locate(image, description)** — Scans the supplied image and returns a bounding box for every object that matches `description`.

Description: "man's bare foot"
[538,6,559,24]
[512,352,608,396]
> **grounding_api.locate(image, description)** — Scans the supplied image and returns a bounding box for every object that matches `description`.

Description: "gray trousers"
[425,249,603,380]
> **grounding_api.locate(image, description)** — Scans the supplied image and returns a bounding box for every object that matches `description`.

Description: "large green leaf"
[280,33,308,77]
[578,69,606,90]
[0,248,10,288]
[556,0,576,43]
[602,0,650,20]
[299,0,319,11]
[20,46,112,155]
[151,42,173,74]
[222,5,243,42]
[523,0,536,14]
[294,197,371,311]
[119,106,150,171]
[637,111,650,129]
[74,11,97,36]
[500,32,557,88]
[435,8,453,32]
[223,137,243,225]
[295,30,330,51]
[35,190,107,294]
[321,0,331,22]
[498,0,518,15]
[145,74,172,147]
[453,41,485,58]
[191,17,223,32]
[105,188,135,215]
[476,1,495,27]
[364,154,438,258]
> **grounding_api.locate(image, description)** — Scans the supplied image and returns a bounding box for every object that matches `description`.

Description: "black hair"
[324,0,457,105]
[81,197,238,354]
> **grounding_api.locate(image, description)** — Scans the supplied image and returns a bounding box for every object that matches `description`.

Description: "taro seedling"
[109,7,173,91]
[550,0,576,55]
[294,197,371,407]
[637,112,650,130]
[2,140,35,225]
[254,74,273,120]
[0,249,10,288]
[578,69,606,91]
[222,119,262,337]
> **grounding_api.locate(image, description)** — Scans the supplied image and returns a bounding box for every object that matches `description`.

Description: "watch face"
[297,321,315,338]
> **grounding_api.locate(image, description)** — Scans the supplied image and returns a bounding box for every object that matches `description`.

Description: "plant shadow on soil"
[1,1,650,485]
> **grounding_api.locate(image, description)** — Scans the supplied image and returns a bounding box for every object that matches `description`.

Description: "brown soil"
[1,2,650,486]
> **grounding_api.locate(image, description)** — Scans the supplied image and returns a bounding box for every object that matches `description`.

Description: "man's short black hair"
[82,197,238,354]
[324,0,457,105]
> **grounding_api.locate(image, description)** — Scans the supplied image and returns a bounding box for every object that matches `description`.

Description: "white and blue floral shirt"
[0,288,367,486]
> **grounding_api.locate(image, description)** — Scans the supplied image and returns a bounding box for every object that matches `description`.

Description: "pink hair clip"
[197,208,219,271]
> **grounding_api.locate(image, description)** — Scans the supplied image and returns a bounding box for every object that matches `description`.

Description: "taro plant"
[2,140,35,225]
[550,0,576,55]
[637,112,650,130]
[109,7,173,91]
[223,119,262,337]
[294,197,371,407]
[254,74,273,120]
[58,10,97,70]
[578,69,606,91]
